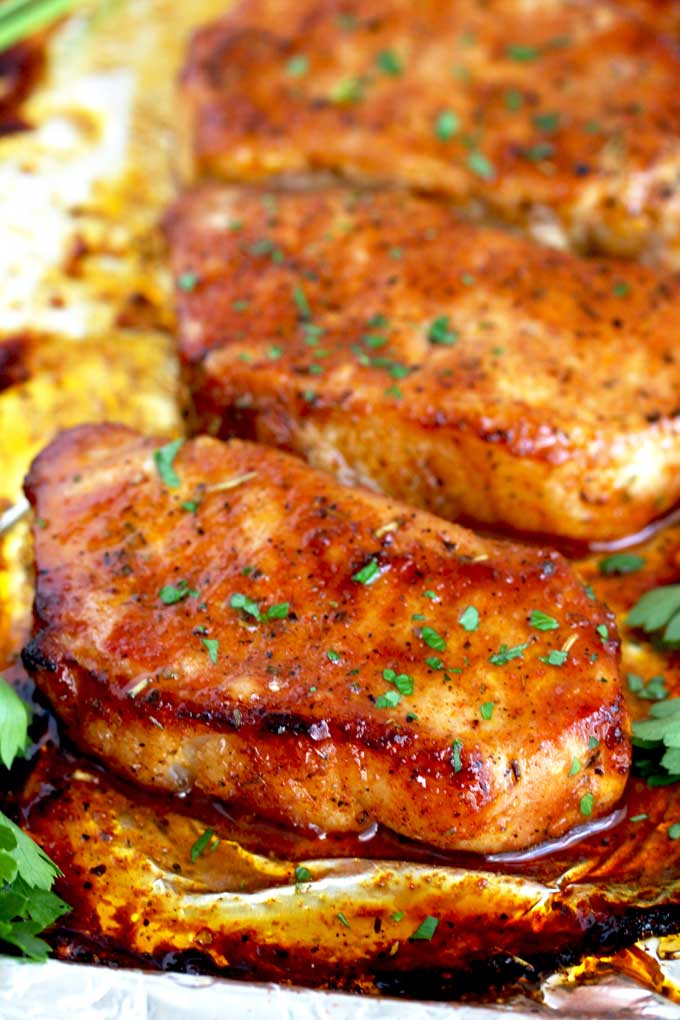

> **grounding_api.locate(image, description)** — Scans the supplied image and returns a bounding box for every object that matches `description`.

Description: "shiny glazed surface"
[22,423,629,854]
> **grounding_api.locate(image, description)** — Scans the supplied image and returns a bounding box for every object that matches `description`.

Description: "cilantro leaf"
[0,678,29,770]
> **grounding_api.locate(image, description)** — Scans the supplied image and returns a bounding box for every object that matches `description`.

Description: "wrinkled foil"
[0,953,679,1020]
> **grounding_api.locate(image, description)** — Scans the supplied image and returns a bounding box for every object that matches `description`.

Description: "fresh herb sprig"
[0,678,70,960]
[0,0,84,53]
[632,698,680,786]
[627,585,680,646]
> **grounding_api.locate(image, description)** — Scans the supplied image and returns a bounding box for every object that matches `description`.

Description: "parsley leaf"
[458,605,479,632]
[489,641,530,666]
[539,649,568,667]
[265,602,289,621]
[480,701,494,720]
[421,626,446,651]
[627,585,680,645]
[580,793,594,817]
[375,689,401,709]
[190,827,218,862]
[159,580,198,605]
[201,638,219,664]
[410,915,439,941]
[632,699,680,786]
[352,559,380,585]
[598,553,645,576]
[627,673,668,702]
[376,49,402,76]
[295,864,312,884]
[153,438,184,489]
[530,609,559,631]
[451,739,463,773]
[230,592,261,620]
[0,678,29,770]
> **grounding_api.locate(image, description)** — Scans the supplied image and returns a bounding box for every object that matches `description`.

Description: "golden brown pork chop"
[22,423,630,853]
[166,185,680,544]
[181,0,680,264]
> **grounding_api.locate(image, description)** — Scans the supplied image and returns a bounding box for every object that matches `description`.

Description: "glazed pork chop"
[22,424,630,854]
[181,0,680,265]
[166,185,680,544]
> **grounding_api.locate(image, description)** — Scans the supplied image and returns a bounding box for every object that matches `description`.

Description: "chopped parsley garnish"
[376,49,402,76]
[596,624,609,641]
[177,271,198,292]
[286,54,309,77]
[539,649,568,667]
[627,673,668,701]
[435,109,460,141]
[190,827,218,862]
[504,89,523,111]
[329,76,364,104]
[327,650,341,663]
[630,813,648,823]
[230,592,261,620]
[410,916,439,941]
[265,602,290,620]
[385,384,403,400]
[506,43,539,62]
[427,316,459,346]
[423,590,437,600]
[268,344,284,360]
[568,757,581,777]
[421,626,446,651]
[580,793,594,817]
[612,280,630,298]
[337,912,351,928]
[533,111,560,133]
[294,864,312,884]
[391,911,404,922]
[598,553,645,576]
[669,824,680,840]
[201,638,219,664]
[352,559,380,585]
[588,737,600,750]
[425,656,445,670]
[458,605,479,632]
[467,150,494,180]
[521,142,554,162]
[451,738,463,773]
[489,641,529,666]
[293,284,312,319]
[627,585,680,645]
[153,438,184,489]
[181,499,200,514]
[0,679,70,960]
[375,689,401,709]
[383,669,414,696]
[530,610,559,631]
[159,580,198,605]
[480,701,494,720]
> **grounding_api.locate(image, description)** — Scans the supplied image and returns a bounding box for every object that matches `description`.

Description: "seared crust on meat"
[181,0,680,264]
[166,185,680,543]
[23,423,629,853]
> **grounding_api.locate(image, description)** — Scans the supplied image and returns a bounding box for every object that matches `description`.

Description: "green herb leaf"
[230,592,261,620]
[530,610,559,631]
[201,638,219,664]
[375,689,401,709]
[293,284,312,319]
[580,793,594,817]
[190,827,218,862]
[294,864,312,884]
[425,656,445,670]
[480,701,494,720]
[265,602,289,621]
[383,670,414,696]
[668,824,680,840]
[568,757,581,777]
[467,150,495,180]
[421,626,447,651]
[451,739,463,773]
[391,910,404,922]
[327,650,341,663]
[352,559,380,585]
[177,271,198,292]
[427,316,459,346]
[337,911,351,928]
[458,605,479,632]
[596,624,609,641]
[539,649,568,667]
[506,43,539,62]
[159,580,198,605]
[435,109,460,141]
[410,915,439,941]
[286,54,309,77]
[598,553,645,576]
[376,49,402,76]
[329,76,364,104]
[0,679,29,770]
[627,585,680,645]
[489,641,530,666]
[627,673,668,702]
[153,438,184,489]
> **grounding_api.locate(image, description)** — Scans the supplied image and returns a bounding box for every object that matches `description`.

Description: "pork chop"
[166,184,680,544]
[180,0,680,265]
[22,423,630,853]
